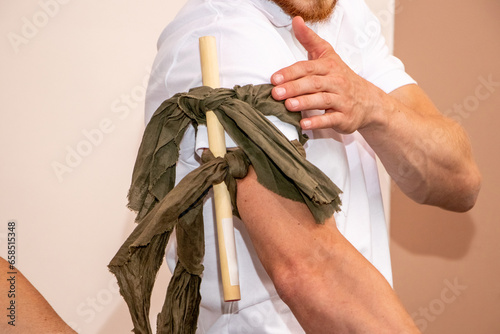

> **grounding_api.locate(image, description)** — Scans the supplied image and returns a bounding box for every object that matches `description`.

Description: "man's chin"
[272,0,337,23]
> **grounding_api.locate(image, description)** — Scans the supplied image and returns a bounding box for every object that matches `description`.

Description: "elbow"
[271,263,304,305]
[455,166,482,212]
[270,249,337,309]
[270,261,316,307]
[420,165,482,212]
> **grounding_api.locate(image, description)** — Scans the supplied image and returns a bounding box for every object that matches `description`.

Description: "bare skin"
[232,14,481,334]
[237,168,421,333]
[271,17,481,211]
[0,258,76,333]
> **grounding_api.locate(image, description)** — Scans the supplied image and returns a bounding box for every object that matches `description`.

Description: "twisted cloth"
[108,84,342,334]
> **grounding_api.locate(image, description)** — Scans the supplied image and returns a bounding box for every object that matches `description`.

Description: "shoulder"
[158,0,282,51]
[146,0,297,120]
[328,0,416,92]
[336,0,374,22]
[157,0,297,93]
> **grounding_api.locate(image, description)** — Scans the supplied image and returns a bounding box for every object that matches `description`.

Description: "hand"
[271,16,383,133]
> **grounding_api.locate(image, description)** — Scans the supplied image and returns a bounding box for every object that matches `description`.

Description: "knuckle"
[323,113,338,130]
[325,60,336,72]
[335,75,347,87]
[304,61,316,75]
[312,76,323,90]
[340,119,357,134]
[298,95,310,108]
[342,98,352,111]
[321,92,334,107]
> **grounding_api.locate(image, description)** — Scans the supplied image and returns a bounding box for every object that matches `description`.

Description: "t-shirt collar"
[249,0,293,27]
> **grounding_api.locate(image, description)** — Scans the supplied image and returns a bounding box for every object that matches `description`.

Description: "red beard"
[271,0,338,23]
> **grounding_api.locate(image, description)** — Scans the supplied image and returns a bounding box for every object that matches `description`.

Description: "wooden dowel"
[199,36,241,302]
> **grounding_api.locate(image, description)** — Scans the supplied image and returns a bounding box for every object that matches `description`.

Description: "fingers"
[271,57,343,102]
[271,16,335,86]
[271,16,344,105]
[269,16,359,133]
[282,91,340,113]
[291,16,330,60]
[272,71,333,99]
[272,59,328,87]
[301,112,341,130]
[301,112,358,133]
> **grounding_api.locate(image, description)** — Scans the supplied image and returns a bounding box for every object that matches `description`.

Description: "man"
[144,0,481,332]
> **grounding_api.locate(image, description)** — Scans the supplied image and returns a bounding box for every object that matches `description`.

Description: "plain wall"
[0,1,184,332]
[391,0,500,333]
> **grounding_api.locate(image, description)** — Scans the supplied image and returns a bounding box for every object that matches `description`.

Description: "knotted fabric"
[108,84,342,334]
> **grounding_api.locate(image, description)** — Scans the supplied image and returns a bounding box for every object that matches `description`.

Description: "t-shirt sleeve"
[161,2,300,150]
[355,0,416,93]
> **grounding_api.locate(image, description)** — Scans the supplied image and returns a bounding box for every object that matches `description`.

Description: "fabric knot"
[201,87,235,112]
[200,148,250,180]
[200,148,216,164]
[110,83,343,334]
[178,87,235,123]
[199,148,250,219]
[225,149,250,179]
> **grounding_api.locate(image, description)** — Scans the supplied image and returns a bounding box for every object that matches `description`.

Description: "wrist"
[359,86,396,141]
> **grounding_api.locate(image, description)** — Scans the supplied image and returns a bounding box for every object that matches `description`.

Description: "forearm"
[0,258,76,333]
[359,84,481,211]
[237,168,420,333]
[269,17,481,212]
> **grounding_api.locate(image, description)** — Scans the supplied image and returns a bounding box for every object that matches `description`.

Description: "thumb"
[292,16,332,60]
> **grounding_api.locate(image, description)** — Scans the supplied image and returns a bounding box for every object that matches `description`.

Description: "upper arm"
[163,4,298,95]
[156,3,302,149]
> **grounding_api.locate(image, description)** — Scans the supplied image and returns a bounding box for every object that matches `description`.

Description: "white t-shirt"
[144,0,416,332]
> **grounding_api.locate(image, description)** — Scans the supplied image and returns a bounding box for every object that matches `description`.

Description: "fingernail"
[288,98,299,108]
[302,119,311,128]
[275,87,286,97]
[273,74,284,84]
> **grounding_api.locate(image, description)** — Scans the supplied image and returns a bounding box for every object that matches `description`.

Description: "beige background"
[391,0,500,333]
[1,1,183,332]
[0,0,498,333]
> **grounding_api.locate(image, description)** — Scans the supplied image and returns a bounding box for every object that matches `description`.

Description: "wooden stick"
[199,36,241,302]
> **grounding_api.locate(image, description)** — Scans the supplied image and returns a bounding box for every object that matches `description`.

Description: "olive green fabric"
[108,84,342,334]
